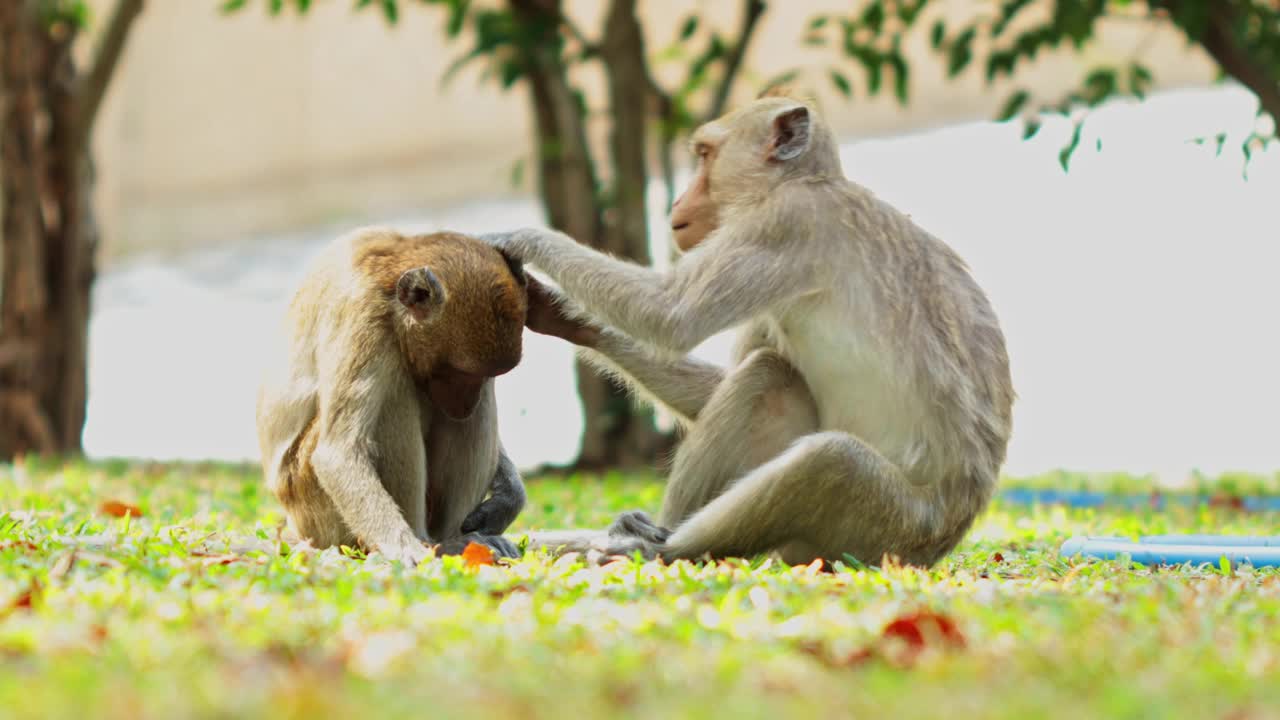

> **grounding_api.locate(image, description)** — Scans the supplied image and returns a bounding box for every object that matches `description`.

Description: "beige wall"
[91,0,1217,260]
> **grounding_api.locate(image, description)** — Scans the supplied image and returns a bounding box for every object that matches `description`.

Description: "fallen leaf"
[461,541,495,568]
[992,552,1005,563]
[99,500,143,518]
[0,541,38,553]
[1,578,43,618]
[880,610,966,656]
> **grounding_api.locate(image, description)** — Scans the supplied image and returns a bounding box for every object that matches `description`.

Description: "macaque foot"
[460,500,516,536]
[437,532,522,560]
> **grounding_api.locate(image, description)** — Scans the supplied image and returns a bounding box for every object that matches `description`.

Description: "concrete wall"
[90,0,1217,260]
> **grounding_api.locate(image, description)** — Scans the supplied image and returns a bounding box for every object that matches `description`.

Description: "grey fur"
[485,96,1014,568]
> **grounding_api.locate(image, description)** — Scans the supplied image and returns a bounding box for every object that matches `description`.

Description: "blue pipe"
[999,489,1280,511]
[1138,534,1280,547]
[1059,537,1280,567]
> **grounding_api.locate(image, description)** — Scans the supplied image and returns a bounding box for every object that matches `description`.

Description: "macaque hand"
[524,275,599,347]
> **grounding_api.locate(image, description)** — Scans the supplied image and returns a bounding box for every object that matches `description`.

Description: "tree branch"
[1195,3,1280,138]
[705,0,766,122]
[73,0,144,151]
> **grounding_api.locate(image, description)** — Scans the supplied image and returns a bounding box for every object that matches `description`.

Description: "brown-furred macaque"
[256,228,530,566]
[488,87,1014,567]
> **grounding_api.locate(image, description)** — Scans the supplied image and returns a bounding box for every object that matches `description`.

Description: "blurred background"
[2,0,1277,482]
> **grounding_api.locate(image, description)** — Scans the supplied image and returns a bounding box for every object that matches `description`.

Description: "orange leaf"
[461,541,495,568]
[99,500,143,518]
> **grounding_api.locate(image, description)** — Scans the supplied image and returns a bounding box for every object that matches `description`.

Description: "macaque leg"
[662,431,942,566]
[524,349,817,557]
[658,349,819,527]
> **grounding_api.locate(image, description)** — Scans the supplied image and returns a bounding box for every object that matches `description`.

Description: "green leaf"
[947,27,976,77]
[1022,116,1042,140]
[997,90,1030,121]
[808,15,829,31]
[1082,67,1117,106]
[220,0,249,13]
[268,0,284,15]
[1128,63,1153,99]
[679,15,699,41]
[829,69,852,99]
[860,1,885,34]
[445,0,470,37]
[930,20,946,49]
[380,0,399,25]
[889,52,909,105]
[1059,121,1083,171]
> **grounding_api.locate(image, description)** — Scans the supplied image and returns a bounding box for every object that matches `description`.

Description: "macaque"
[256,228,530,565]
[488,88,1014,567]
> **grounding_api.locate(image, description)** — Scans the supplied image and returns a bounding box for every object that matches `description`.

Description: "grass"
[2,459,1280,720]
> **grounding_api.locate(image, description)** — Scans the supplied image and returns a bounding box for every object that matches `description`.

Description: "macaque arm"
[580,327,724,424]
[310,334,423,553]
[495,201,816,354]
[460,447,527,536]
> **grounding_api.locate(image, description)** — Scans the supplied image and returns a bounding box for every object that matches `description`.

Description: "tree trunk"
[0,2,60,459]
[599,0,665,466]
[508,0,664,469]
[0,1,138,462]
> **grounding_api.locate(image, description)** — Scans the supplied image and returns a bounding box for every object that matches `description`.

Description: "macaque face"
[669,129,725,252]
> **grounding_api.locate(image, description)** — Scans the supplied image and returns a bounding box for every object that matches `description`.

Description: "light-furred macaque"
[488,88,1014,567]
[257,228,530,566]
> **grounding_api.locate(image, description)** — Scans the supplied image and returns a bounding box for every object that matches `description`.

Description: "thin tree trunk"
[508,0,661,469]
[600,0,665,466]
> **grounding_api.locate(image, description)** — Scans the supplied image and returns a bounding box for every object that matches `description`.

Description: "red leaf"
[99,500,143,518]
[2,578,43,617]
[462,541,495,568]
[992,552,1005,563]
[881,610,965,650]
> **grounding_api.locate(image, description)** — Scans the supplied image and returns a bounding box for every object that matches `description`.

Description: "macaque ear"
[397,267,446,319]
[768,105,812,162]
[497,248,527,286]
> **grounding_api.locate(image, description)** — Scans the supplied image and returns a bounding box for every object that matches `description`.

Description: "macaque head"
[359,231,528,420]
[669,87,838,252]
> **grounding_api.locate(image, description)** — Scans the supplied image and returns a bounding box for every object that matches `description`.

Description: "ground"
[2,461,1279,720]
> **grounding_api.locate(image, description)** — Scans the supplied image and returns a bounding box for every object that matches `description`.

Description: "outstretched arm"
[524,276,722,423]
[488,201,815,355]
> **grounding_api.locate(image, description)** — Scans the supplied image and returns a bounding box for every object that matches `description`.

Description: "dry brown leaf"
[99,500,143,518]
[461,541,495,568]
[0,541,38,553]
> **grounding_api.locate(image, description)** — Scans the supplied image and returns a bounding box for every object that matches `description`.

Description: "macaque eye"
[693,143,710,160]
